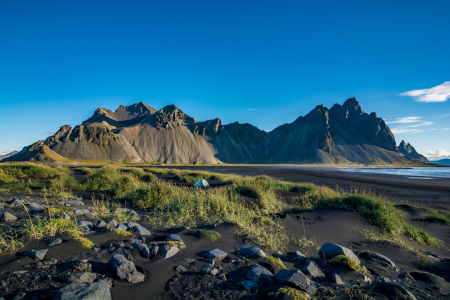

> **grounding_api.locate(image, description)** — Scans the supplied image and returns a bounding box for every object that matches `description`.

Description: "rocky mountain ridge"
[398,140,431,164]
[4,98,431,164]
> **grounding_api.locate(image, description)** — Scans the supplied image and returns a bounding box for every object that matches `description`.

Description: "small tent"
[193,179,209,187]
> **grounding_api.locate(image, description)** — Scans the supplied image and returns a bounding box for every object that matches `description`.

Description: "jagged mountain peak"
[398,140,431,164]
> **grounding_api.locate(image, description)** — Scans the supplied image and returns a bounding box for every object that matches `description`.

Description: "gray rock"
[74,261,92,273]
[113,242,124,248]
[132,243,150,259]
[13,293,26,300]
[246,264,274,282]
[112,249,133,261]
[204,248,227,262]
[302,261,325,277]
[71,208,91,216]
[369,252,400,271]
[185,258,195,264]
[53,279,112,300]
[77,220,93,232]
[238,280,255,290]
[160,244,179,258]
[275,269,316,295]
[370,282,417,300]
[295,250,308,261]
[116,224,128,231]
[126,222,151,236]
[108,254,144,283]
[239,245,266,258]
[150,246,159,256]
[331,273,345,285]
[400,271,415,280]
[112,208,138,217]
[46,238,63,247]
[318,243,361,264]
[58,212,71,220]
[166,234,185,248]
[24,249,48,261]
[106,220,117,230]
[28,203,44,211]
[201,266,219,276]
[36,258,58,268]
[0,212,17,222]
[95,220,107,229]
[7,198,27,207]
[58,272,97,283]
[175,266,187,272]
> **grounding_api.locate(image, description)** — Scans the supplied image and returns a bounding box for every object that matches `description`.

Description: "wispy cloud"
[426,150,450,158]
[407,121,435,127]
[386,116,422,124]
[443,128,450,130]
[430,128,437,131]
[45,131,54,135]
[399,81,450,103]
[246,108,256,111]
[0,150,12,155]
[391,128,424,134]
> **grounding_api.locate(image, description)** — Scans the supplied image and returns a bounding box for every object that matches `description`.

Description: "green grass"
[327,255,369,276]
[272,287,308,300]
[198,230,221,242]
[0,163,71,183]
[0,182,45,193]
[425,209,450,225]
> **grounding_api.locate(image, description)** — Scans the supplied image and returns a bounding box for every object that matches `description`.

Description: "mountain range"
[2,98,433,165]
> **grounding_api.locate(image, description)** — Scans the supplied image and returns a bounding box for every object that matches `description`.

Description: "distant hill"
[431,159,450,166]
[0,151,18,161]
[398,140,432,164]
[4,98,429,165]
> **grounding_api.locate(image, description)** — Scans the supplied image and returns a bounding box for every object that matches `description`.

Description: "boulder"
[175,266,187,272]
[369,252,400,271]
[331,273,345,285]
[160,245,179,258]
[46,238,63,247]
[239,245,266,258]
[369,282,416,300]
[7,198,27,207]
[58,272,97,283]
[275,269,316,295]
[246,264,274,282]
[318,243,361,264]
[24,249,48,261]
[126,222,151,236]
[238,280,255,290]
[166,234,185,248]
[53,279,112,300]
[95,220,107,229]
[201,266,219,276]
[302,261,325,278]
[132,243,150,259]
[295,250,308,261]
[204,248,227,262]
[71,208,91,216]
[108,254,144,283]
[58,212,71,220]
[116,224,128,231]
[77,220,93,232]
[0,212,17,222]
[150,246,159,256]
[106,220,117,230]
[28,203,44,212]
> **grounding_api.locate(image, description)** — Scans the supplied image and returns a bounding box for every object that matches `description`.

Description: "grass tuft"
[327,255,369,276]
[198,230,221,242]
[112,228,132,237]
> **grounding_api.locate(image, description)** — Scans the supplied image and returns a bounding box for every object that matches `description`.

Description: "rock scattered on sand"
[28,202,44,211]
[7,198,27,207]
[331,273,345,285]
[369,252,400,271]
[106,220,117,230]
[150,246,159,256]
[74,260,92,273]
[70,208,93,216]
[166,234,185,247]
[13,292,26,300]
[132,243,150,259]
[0,212,17,222]
[77,220,93,232]
[57,212,71,220]
[95,220,107,229]
[160,244,180,258]
[302,261,325,278]
[116,224,128,231]
[53,279,112,300]
[58,272,97,283]
[201,266,219,276]
[112,208,138,217]
[369,281,417,300]
[238,245,266,258]
[175,266,187,273]
[275,269,316,295]
[204,248,227,262]
[46,238,63,247]
[238,280,255,290]
[246,264,274,282]
[24,249,48,261]
[57,199,85,207]
[127,222,151,236]
[108,254,145,283]
[318,243,361,264]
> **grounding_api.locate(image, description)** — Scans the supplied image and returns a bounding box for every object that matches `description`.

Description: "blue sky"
[1,0,449,159]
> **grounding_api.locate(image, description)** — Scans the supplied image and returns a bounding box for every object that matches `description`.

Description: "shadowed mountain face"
[24,98,424,164]
[398,140,432,164]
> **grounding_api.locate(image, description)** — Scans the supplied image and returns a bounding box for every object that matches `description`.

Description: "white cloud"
[407,121,435,127]
[386,116,422,124]
[399,81,450,103]
[0,150,11,155]
[246,108,256,111]
[430,128,437,131]
[443,128,450,130]
[264,130,272,132]
[391,128,424,134]
[426,150,450,158]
